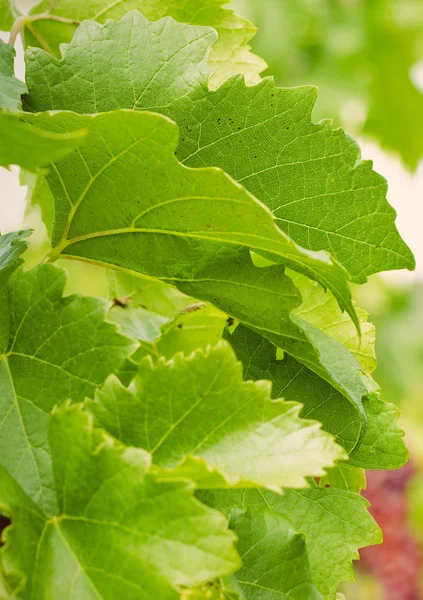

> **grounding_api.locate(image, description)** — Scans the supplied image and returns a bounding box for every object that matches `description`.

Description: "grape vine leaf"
[0,113,87,171]
[0,40,25,111]
[229,508,323,600]
[288,270,376,374]
[87,342,345,491]
[0,40,86,171]
[348,393,408,470]
[104,266,370,446]
[17,106,372,414]
[320,463,366,494]
[0,230,30,288]
[0,230,31,353]
[0,404,240,599]
[156,304,226,360]
[225,323,362,455]
[0,263,136,513]
[24,0,266,88]
[199,485,382,599]
[23,12,415,281]
[106,270,196,318]
[226,323,408,469]
[20,107,354,329]
[107,303,168,345]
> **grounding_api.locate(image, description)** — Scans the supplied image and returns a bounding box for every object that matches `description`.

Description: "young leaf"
[229,509,323,599]
[288,270,376,374]
[199,485,382,599]
[0,263,136,513]
[24,0,265,88]
[87,342,345,491]
[0,404,240,599]
[24,12,415,281]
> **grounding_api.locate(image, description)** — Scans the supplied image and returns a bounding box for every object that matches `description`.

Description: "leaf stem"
[8,13,81,48]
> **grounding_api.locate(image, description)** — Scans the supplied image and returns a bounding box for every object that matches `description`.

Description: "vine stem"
[8,13,81,47]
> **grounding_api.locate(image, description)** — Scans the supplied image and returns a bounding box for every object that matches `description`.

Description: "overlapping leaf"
[229,509,323,599]
[0,263,136,512]
[0,40,86,171]
[16,107,375,429]
[22,12,409,439]
[19,107,353,329]
[0,230,31,352]
[0,405,240,599]
[199,485,381,599]
[87,342,345,491]
[0,40,25,111]
[23,12,415,281]
[226,324,408,468]
[288,270,376,373]
[21,0,265,88]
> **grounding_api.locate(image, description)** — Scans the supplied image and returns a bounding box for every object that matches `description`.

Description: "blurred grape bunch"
[361,464,421,600]
[234,0,423,169]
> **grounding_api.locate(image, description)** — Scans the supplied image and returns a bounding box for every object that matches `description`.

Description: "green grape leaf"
[24,0,265,88]
[18,107,354,329]
[17,105,370,418]
[288,270,376,374]
[226,324,408,468]
[199,485,381,599]
[0,404,240,599]
[0,263,136,513]
[24,13,415,281]
[320,463,366,494]
[349,392,408,470]
[0,41,85,171]
[108,303,168,344]
[225,323,362,455]
[0,230,30,286]
[87,342,345,491]
[107,271,226,359]
[21,13,357,328]
[0,230,31,353]
[0,113,87,171]
[107,270,196,318]
[229,508,323,599]
[156,304,226,359]
[0,40,26,111]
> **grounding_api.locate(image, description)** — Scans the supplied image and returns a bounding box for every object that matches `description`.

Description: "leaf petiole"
[8,13,80,47]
